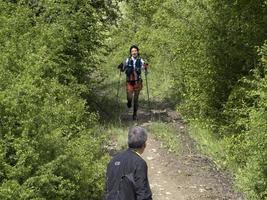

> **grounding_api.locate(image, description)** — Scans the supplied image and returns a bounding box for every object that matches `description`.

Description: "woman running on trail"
[118,45,148,120]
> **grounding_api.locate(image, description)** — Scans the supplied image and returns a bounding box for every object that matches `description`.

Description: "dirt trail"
[143,136,185,200]
[130,107,244,200]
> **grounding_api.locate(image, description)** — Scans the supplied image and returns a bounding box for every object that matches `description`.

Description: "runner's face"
[131,48,138,58]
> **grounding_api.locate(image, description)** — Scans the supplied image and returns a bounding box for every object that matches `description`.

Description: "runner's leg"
[133,89,140,119]
[127,90,133,108]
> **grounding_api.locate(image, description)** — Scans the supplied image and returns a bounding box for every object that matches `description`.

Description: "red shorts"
[126,81,143,92]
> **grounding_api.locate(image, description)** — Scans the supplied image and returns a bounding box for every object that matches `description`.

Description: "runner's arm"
[122,58,129,71]
[141,59,149,72]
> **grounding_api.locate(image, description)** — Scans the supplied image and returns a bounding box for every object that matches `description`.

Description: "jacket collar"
[128,148,141,157]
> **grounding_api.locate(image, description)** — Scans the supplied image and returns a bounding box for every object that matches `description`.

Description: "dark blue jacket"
[105,149,152,200]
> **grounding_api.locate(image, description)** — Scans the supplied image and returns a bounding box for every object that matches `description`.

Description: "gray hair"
[128,126,148,149]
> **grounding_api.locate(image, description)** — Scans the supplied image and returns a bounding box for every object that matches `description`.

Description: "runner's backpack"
[125,57,142,82]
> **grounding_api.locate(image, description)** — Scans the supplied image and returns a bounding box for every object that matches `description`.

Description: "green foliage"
[0,0,119,199]
[3,0,264,198]
[222,42,267,199]
[148,122,180,154]
[189,121,226,167]
[106,126,128,150]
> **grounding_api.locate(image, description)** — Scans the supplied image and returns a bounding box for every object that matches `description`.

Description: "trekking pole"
[116,63,123,114]
[144,65,151,114]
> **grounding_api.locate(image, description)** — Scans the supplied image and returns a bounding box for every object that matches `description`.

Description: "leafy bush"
[222,43,267,199]
[0,1,119,199]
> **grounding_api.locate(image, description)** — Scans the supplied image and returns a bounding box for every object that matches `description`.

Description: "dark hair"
[129,45,139,55]
[128,126,147,149]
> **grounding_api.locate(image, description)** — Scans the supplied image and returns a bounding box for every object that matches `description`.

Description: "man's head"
[130,45,139,58]
[128,126,147,153]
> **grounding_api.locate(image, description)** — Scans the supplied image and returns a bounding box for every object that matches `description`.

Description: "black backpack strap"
[135,58,142,75]
[125,57,133,77]
[116,173,136,200]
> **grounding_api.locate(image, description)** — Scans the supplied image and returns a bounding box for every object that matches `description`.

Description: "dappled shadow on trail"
[87,85,182,127]
[110,98,184,127]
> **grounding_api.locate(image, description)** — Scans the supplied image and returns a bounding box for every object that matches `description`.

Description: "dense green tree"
[0,0,119,199]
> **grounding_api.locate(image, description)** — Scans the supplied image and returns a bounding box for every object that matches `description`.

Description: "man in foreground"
[105,126,152,200]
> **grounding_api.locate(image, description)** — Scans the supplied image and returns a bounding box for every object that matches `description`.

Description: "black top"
[105,149,153,200]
